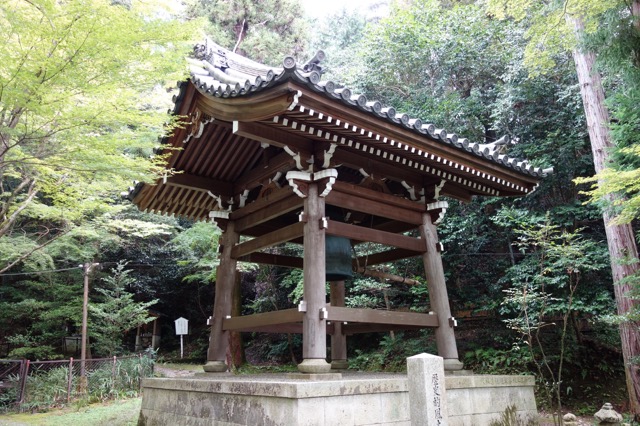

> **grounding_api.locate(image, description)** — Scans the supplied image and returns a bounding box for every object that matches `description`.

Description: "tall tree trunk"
[569,15,640,415]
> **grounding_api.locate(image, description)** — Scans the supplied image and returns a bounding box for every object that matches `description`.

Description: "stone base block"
[138,373,537,426]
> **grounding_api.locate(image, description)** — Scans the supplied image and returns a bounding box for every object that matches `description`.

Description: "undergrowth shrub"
[349,331,437,372]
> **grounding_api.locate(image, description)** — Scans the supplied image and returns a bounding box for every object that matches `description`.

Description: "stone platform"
[138,372,537,426]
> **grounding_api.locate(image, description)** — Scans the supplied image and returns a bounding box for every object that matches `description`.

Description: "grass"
[0,398,141,426]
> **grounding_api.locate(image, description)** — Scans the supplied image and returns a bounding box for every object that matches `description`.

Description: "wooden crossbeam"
[235,193,303,232]
[332,181,426,212]
[323,306,438,327]
[341,324,425,335]
[237,252,303,268]
[165,173,234,198]
[233,151,295,192]
[326,190,423,225]
[231,222,305,258]
[223,308,303,331]
[230,186,293,220]
[353,248,419,267]
[327,220,426,252]
[233,121,312,154]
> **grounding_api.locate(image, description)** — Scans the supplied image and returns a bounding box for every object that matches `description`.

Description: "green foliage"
[169,221,221,285]
[23,366,70,410]
[349,332,436,372]
[7,334,58,360]
[463,347,531,376]
[354,0,522,140]
[0,0,196,268]
[496,210,610,419]
[14,356,154,412]
[307,8,367,80]
[486,0,614,76]
[89,262,158,357]
[0,375,18,412]
[186,0,309,64]
[87,356,154,401]
[574,5,640,224]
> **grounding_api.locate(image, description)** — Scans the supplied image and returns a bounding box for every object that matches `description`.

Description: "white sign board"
[174,317,188,335]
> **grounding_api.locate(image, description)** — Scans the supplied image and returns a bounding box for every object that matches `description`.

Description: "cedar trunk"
[570,15,640,414]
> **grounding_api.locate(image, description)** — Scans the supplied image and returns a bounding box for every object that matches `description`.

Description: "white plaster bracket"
[209,211,230,220]
[286,169,337,198]
[287,90,302,111]
[298,301,307,312]
[207,316,213,326]
[238,189,250,208]
[314,168,338,197]
[427,200,449,225]
[286,170,312,197]
[225,315,231,320]
[270,171,283,187]
[401,180,419,201]
[320,307,328,320]
[321,217,328,229]
[323,143,338,168]
[449,317,458,327]
[208,210,230,231]
[358,168,369,183]
[284,145,306,171]
[434,179,446,200]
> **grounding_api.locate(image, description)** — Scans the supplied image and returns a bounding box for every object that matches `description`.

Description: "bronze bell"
[325,206,353,282]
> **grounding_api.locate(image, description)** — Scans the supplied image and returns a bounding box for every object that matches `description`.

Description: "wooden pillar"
[298,183,331,374]
[420,211,463,371]
[330,280,348,370]
[151,317,160,350]
[204,220,239,372]
[135,325,142,351]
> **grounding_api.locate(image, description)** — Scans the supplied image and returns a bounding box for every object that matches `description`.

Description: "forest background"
[1,0,640,417]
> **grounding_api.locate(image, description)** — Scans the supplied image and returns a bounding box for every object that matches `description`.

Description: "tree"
[185,0,309,64]
[307,8,368,80]
[497,210,609,423]
[0,0,194,272]
[89,262,158,356]
[488,0,640,413]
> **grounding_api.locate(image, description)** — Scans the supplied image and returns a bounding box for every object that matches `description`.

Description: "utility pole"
[80,262,98,391]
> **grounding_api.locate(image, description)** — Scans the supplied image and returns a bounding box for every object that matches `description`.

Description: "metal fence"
[0,354,154,412]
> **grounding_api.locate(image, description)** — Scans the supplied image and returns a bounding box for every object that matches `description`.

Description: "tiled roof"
[130,41,548,221]
[186,39,550,180]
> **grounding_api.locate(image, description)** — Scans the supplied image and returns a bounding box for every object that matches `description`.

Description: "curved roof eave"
[186,41,551,182]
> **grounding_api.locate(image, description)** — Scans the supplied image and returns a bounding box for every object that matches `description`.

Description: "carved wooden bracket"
[286,169,338,198]
[184,108,214,144]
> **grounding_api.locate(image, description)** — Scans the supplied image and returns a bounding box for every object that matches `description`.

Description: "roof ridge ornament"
[303,50,326,75]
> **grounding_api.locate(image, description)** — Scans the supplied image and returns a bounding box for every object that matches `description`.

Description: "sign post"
[174,317,188,359]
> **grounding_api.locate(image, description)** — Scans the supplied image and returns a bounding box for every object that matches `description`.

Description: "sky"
[299,0,383,18]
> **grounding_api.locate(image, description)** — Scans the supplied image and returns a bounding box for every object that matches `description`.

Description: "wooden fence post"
[18,360,29,406]
[67,358,73,403]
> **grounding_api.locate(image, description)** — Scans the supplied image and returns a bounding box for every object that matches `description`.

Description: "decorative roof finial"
[303,50,326,74]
